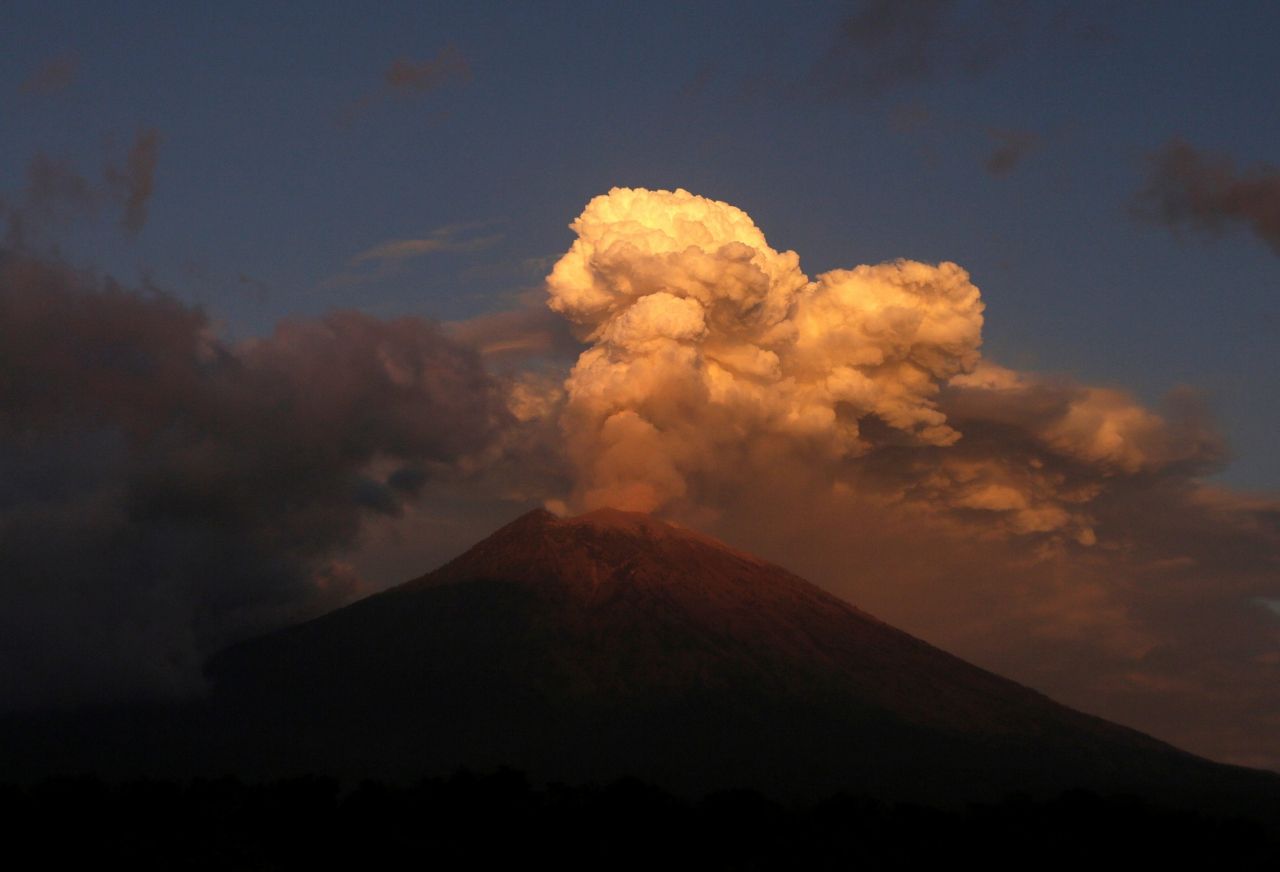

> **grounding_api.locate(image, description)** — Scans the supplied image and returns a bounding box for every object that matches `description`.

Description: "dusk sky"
[3,2,1280,773]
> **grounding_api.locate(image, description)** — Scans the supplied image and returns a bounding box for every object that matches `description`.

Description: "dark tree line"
[2,768,1276,870]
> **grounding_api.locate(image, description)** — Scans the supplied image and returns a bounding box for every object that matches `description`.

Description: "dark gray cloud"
[2,153,98,245]
[1134,138,1280,255]
[0,250,511,710]
[807,1,1124,106]
[4,133,163,244]
[19,54,78,96]
[808,0,1028,102]
[339,46,471,127]
[984,127,1041,175]
[105,129,162,235]
[815,0,959,98]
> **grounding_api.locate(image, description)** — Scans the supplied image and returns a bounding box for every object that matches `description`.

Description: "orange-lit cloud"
[540,190,1220,528]
[546,187,984,511]
[519,187,1280,770]
[5,181,1277,773]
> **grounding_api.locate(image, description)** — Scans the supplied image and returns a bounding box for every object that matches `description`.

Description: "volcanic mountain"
[197,507,1276,804]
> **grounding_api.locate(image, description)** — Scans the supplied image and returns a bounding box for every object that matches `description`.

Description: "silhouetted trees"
[1,769,1276,869]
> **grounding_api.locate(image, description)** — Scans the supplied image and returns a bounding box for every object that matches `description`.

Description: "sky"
[2,2,1280,770]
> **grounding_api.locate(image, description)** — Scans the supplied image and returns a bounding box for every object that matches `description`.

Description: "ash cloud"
[0,250,509,709]
[547,187,984,512]
[543,188,1218,534]
[1134,138,1280,255]
[536,187,1280,769]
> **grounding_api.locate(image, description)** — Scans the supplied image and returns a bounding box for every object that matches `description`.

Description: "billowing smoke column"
[538,189,1280,773]
[547,187,985,512]
[543,188,1218,548]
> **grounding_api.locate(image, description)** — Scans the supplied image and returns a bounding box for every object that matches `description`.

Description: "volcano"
[195,507,1277,804]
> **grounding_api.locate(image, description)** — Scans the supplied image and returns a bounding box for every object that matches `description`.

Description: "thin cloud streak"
[322,222,503,287]
[351,229,502,266]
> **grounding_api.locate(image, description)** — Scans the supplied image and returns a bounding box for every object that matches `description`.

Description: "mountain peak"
[405,504,774,596]
[195,506,1280,805]
[558,506,667,531]
[510,505,687,536]
[548,506,721,545]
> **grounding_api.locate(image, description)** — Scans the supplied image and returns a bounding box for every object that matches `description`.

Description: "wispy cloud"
[984,128,1042,175]
[19,54,78,96]
[384,46,471,95]
[352,224,500,266]
[807,0,1027,103]
[322,222,502,287]
[339,46,472,128]
[2,154,97,245]
[805,1,1122,107]
[105,128,162,235]
[1133,138,1280,255]
[3,129,163,245]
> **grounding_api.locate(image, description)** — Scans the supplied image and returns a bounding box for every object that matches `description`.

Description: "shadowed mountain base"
[4,509,1279,821]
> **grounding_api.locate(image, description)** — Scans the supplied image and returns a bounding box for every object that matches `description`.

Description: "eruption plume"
[547,187,985,512]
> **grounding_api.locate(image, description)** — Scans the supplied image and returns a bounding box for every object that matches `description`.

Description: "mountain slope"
[203,508,1277,803]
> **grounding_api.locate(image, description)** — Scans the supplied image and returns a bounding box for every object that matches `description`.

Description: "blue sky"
[3,0,1279,489]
